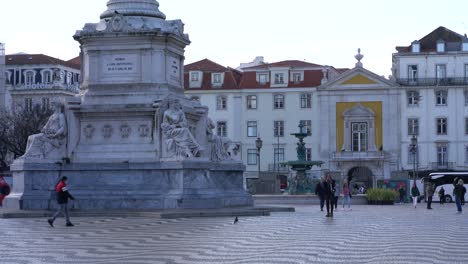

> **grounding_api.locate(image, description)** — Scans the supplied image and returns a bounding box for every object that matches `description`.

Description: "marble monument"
[5,0,252,210]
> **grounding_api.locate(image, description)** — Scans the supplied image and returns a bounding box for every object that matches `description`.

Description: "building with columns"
[2,53,80,111]
[184,27,468,191]
[184,58,346,188]
[318,51,400,188]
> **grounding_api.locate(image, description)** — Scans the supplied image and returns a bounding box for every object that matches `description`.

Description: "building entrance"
[347,166,373,193]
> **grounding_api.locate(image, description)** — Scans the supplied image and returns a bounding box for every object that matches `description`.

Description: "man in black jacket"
[324,173,336,217]
[315,177,325,211]
[48,176,75,227]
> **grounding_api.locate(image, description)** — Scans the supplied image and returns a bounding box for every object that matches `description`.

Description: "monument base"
[4,160,253,210]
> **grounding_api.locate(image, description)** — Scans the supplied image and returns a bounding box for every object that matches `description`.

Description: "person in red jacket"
[48,176,75,227]
[0,176,11,207]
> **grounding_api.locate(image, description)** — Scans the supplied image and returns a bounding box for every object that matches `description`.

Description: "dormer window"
[189,71,203,88]
[292,72,302,83]
[213,73,221,84]
[191,72,199,81]
[463,39,468,52]
[411,40,420,53]
[258,73,268,85]
[437,40,445,52]
[274,73,284,84]
[211,72,224,87]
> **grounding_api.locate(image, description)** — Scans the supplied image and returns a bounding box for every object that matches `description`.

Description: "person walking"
[426,182,434,210]
[48,176,75,227]
[342,182,351,211]
[315,178,325,212]
[438,187,445,205]
[333,182,340,211]
[454,179,464,213]
[398,186,405,204]
[411,183,420,208]
[324,174,335,217]
[462,185,466,206]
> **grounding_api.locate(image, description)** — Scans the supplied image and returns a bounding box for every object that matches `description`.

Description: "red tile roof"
[238,70,324,89]
[184,59,240,90]
[242,60,322,70]
[184,59,326,90]
[67,56,81,67]
[185,59,228,72]
[6,54,80,69]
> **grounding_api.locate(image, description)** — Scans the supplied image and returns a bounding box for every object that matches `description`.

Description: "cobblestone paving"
[1,204,467,264]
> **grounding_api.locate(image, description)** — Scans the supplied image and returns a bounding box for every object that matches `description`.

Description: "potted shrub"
[366,188,397,205]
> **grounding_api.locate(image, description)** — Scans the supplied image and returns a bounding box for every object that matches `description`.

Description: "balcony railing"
[397,78,468,87]
[332,151,385,161]
[10,83,80,93]
[268,163,289,173]
[431,162,455,170]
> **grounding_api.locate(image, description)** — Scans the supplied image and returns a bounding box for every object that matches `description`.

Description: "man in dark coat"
[324,173,336,217]
[315,177,325,211]
[426,182,434,210]
[48,176,75,227]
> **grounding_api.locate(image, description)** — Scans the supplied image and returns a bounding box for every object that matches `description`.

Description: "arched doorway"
[347,166,373,193]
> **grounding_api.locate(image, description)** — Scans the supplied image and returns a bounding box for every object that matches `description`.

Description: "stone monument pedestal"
[4,0,253,210]
[5,160,252,210]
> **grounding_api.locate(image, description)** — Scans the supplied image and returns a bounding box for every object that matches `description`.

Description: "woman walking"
[342,182,352,211]
[411,183,420,208]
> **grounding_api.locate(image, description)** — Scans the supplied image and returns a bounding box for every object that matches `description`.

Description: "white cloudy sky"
[1,0,468,76]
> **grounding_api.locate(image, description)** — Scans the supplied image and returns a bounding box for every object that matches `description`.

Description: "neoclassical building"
[184,27,468,190]
[393,26,468,174]
[2,53,80,111]
[318,54,400,187]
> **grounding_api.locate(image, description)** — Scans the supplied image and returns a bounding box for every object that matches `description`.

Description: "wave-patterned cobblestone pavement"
[1,204,467,264]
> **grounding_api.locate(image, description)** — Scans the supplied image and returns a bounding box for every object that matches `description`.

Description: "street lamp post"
[255,137,263,177]
[410,135,418,183]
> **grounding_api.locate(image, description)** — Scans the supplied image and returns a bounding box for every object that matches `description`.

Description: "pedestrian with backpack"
[48,176,75,227]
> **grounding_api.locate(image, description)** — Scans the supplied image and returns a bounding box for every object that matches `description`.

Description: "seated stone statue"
[206,118,240,162]
[22,102,67,160]
[161,99,201,159]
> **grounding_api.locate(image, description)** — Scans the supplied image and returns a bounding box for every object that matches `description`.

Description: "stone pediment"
[343,104,375,118]
[320,66,395,90]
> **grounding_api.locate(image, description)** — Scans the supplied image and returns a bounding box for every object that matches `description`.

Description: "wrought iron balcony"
[397,78,468,87]
[268,163,289,173]
[9,83,80,93]
[431,162,455,170]
[332,151,385,161]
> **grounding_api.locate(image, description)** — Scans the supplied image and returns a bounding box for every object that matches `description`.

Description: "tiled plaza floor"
[1,203,467,264]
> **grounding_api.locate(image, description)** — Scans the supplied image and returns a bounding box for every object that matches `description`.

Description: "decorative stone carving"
[102,124,113,138]
[21,102,67,160]
[52,69,64,85]
[206,118,240,162]
[138,124,150,138]
[120,124,131,138]
[84,124,95,139]
[161,99,201,159]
